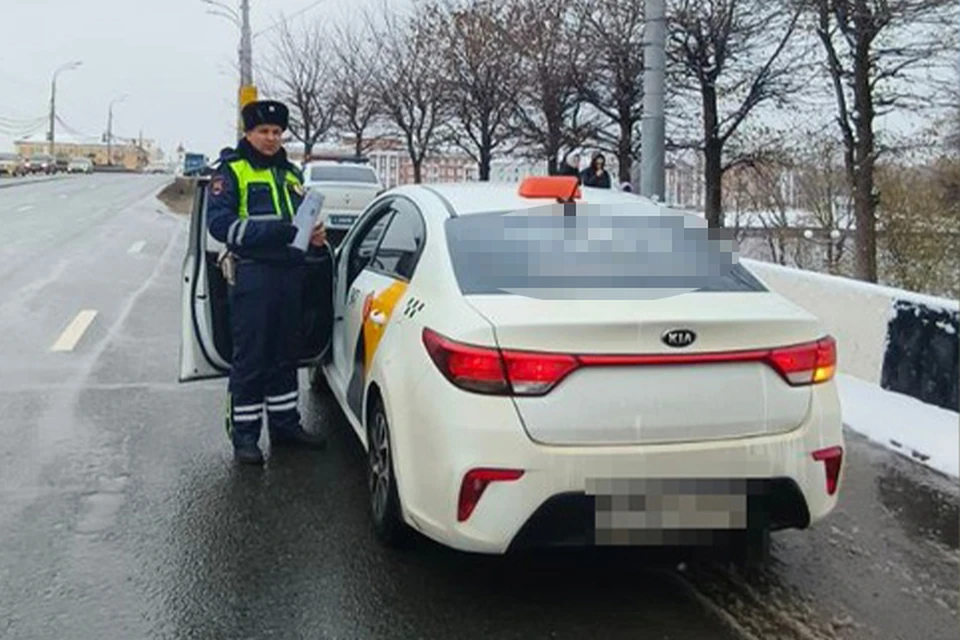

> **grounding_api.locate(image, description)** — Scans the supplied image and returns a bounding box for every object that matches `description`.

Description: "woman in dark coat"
[580,153,612,188]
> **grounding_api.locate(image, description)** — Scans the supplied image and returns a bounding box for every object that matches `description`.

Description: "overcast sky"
[0,0,950,161]
[0,0,388,159]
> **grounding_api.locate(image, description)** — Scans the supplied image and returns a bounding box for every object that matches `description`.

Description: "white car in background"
[302,158,383,246]
[179,176,845,566]
[67,157,94,174]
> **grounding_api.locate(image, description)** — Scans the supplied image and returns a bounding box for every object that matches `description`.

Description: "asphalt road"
[0,175,956,640]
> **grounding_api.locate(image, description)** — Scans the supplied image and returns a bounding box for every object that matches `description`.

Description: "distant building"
[15,131,154,171]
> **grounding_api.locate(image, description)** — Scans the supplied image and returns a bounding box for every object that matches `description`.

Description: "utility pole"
[48,61,82,156]
[640,0,666,202]
[240,0,252,88]
[237,0,258,136]
[106,95,127,167]
[107,107,113,166]
[202,0,257,137]
[48,81,55,156]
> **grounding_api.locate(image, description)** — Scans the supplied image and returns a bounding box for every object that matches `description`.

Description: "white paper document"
[289,190,326,252]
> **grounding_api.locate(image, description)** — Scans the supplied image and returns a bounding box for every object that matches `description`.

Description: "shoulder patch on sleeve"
[211,175,226,196]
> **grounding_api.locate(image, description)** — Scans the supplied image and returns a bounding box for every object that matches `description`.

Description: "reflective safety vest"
[226,159,303,220]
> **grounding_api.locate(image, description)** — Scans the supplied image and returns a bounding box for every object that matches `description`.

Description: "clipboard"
[289,190,326,252]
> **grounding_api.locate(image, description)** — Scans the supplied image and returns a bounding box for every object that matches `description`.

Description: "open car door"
[179,176,335,382]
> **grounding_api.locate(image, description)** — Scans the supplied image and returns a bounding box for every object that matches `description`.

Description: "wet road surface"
[0,175,956,639]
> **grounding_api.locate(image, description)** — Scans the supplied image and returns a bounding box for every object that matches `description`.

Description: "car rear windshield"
[309,165,378,184]
[443,206,767,298]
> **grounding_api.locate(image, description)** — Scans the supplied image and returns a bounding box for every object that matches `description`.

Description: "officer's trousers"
[226,259,305,447]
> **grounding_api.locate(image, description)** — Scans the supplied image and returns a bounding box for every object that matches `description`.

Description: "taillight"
[501,350,579,395]
[767,337,836,386]
[424,328,837,393]
[458,468,524,522]
[812,446,843,496]
[422,328,509,393]
[422,328,579,396]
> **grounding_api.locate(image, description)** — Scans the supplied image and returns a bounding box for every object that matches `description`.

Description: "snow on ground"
[838,373,959,478]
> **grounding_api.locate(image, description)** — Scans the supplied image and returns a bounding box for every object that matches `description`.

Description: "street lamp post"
[802,229,842,242]
[106,95,128,167]
[802,228,844,274]
[48,61,82,156]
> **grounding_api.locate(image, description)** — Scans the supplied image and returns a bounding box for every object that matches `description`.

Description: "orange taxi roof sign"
[518,176,581,201]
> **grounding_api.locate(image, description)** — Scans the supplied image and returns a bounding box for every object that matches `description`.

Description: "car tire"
[367,395,411,548]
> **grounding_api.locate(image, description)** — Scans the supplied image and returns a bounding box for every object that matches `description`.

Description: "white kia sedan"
[180,176,845,564]
[301,160,383,247]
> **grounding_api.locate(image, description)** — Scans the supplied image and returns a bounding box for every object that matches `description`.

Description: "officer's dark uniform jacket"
[208,138,313,263]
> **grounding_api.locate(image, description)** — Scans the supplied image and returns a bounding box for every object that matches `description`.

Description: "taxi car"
[179,176,845,564]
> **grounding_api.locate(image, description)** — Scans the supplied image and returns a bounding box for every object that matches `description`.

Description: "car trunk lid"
[464,292,826,446]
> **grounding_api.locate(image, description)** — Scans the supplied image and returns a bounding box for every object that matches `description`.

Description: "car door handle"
[369,310,386,326]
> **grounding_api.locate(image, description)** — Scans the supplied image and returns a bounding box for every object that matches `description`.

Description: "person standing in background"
[580,153,612,189]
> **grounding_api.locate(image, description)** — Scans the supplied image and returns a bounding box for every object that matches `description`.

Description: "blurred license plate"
[328,214,357,227]
[587,478,748,544]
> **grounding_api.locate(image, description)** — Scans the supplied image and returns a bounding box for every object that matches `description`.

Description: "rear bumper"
[388,372,844,555]
[507,478,809,552]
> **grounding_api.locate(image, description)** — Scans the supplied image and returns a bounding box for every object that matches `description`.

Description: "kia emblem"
[662,329,696,348]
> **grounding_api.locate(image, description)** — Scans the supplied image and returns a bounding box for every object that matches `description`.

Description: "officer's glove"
[218,249,236,286]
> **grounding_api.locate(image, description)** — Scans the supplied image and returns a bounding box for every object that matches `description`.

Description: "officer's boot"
[230,415,265,465]
[234,440,265,465]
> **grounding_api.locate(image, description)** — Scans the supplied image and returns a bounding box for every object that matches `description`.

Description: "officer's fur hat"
[241,100,289,132]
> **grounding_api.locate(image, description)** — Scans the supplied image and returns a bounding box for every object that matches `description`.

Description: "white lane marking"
[127,240,146,254]
[16,205,34,212]
[59,194,68,199]
[50,310,98,352]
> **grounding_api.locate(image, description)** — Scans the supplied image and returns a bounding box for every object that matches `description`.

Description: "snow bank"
[742,259,958,313]
[838,374,959,478]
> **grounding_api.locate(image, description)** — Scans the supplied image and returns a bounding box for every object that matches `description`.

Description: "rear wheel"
[367,396,410,547]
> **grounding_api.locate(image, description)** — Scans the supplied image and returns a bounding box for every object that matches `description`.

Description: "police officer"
[208,99,328,465]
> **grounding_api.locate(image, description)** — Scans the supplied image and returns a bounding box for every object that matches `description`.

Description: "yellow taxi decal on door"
[361,280,409,374]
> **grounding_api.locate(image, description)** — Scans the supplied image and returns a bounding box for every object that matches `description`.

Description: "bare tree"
[792,135,853,274]
[370,3,450,183]
[575,0,645,184]
[262,18,339,161]
[739,155,797,266]
[331,22,383,158]
[667,0,806,228]
[434,0,521,181]
[508,0,597,174]
[807,0,957,282]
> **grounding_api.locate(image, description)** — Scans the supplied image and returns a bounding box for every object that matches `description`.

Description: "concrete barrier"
[743,258,959,412]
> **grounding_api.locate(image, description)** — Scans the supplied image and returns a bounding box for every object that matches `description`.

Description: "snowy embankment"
[743,259,959,478]
[837,374,958,477]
